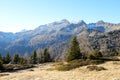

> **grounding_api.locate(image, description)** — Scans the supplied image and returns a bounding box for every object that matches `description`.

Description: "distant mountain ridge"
[0,19,120,57]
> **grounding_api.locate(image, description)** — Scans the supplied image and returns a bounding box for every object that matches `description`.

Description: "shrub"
[118,52,120,56]
[87,65,106,71]
[28,69,34,71]
[87,54,95,60]
[87,51,103,60]
[0,74,9,77]
[55,59,105,71]
[90,60,104,64]
[55,60,82,71]
[55,60,90,71]
[93,50,103,58]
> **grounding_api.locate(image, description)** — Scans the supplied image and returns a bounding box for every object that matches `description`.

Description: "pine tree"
[20,57,27,65]
[5,52,11,64]
[33,50,37,64]
[0,59,3,68]
[13,54,20,64]
[30,50,37,64]
[0,53,3,68]
[43,48,51,62]
[0,53,2,61]
[66,37,82,62]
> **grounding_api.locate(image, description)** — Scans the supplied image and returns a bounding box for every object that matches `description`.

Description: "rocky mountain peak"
[96,20,105,25]
[77,20,86,26]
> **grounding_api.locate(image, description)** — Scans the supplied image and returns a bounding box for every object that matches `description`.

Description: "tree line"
[1,36,119,69]
[0,48,51,68]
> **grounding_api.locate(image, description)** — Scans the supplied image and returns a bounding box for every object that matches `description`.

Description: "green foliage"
[118,52,120,56]
[30,50,37,64]
[87,54,95,59]
[0,60,3,69]
[2,57,6,64]
[13,54,20,64]
[0,53,2,61]
[66,37,82,62]
[0,54,3,69]
[90,60,104,64]
[55,60,82,71]
[55,59,105,71]
[43,48,51,62]
[109,48,118,56]
[87,51,103,60]
[3,64,34,72]
[4,52,11,64]
[93,50,103,58]
[20,57,28,65]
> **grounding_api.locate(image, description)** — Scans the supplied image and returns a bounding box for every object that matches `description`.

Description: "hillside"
[89,30,120,56]
[0,19,120,59]
[1,61,120,80]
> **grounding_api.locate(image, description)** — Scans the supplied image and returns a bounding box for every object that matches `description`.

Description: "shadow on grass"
[0,64,36,73]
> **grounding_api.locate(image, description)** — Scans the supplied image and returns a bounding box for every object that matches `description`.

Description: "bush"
[55,59,105,71]
[87,54,95,60]
[87,51,103,60]
[90,60,104,64]
[2,64,34,72]
[55,60,83,71]
[87,65,106,71]
[55,60,92,71]
[101,56,120,61]
[0,74,9,77]
[118,52,120,56]
[93,51,103,58]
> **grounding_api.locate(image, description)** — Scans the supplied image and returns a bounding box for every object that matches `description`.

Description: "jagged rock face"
[0,19,120,57]
[89,30,120,56]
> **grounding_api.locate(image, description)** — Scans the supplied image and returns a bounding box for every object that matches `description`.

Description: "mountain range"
[0,19,120,59]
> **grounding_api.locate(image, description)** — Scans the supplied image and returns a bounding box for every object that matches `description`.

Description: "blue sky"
[0,0,120,32]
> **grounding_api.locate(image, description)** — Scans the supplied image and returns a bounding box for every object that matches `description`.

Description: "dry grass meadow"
[0,61,120,80]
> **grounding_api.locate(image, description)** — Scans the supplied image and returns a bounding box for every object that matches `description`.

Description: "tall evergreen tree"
[5,52,11,64]
[13,54,20,64]
[0,53,3,68]
[20,57,27,65]
[43,48,51,62]
[0,59,3,68]
[2,56,6,64]
[0,53,2,61]
[66,37,82,62]
[30,50,37,64]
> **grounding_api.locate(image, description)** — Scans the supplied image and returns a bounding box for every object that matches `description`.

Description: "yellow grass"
[0,62,120,80]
